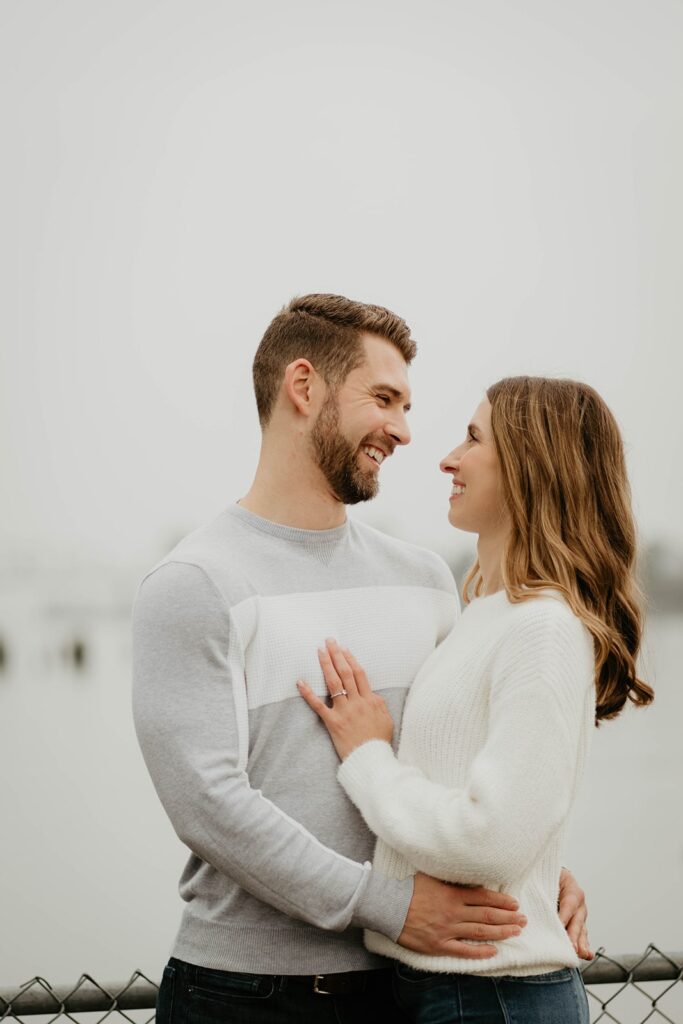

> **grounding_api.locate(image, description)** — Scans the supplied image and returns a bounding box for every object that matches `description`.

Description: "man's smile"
[361,444,387,468]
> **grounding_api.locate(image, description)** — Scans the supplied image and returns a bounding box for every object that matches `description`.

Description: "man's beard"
[310,395,379,505]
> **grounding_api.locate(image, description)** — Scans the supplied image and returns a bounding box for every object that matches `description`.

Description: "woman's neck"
[477,531,508,596]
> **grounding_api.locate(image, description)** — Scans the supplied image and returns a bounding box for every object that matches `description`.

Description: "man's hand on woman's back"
[398,873,527,959]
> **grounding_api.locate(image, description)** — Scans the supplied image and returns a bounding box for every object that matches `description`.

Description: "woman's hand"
[558,867,593,960]
[297,638,394,760]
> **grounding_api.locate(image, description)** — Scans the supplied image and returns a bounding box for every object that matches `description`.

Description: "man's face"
[310,333,412,505]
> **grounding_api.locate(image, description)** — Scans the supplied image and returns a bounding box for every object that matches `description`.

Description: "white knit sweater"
[337,588,596,976]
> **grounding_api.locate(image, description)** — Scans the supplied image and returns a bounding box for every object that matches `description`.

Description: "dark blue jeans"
[156,957,410,1023]
[392,963,590,1023]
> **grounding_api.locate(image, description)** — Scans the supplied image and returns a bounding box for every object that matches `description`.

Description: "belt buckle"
[313,974,333,996]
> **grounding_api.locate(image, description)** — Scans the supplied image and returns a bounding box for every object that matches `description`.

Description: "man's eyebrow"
[373,383,412,411]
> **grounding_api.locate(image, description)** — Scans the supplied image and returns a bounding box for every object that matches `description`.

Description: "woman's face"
[440,397,509,537]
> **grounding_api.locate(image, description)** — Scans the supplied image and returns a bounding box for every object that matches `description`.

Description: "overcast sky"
[2,0,682,571]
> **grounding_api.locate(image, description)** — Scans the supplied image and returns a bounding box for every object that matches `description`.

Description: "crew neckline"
[226,502,350,545]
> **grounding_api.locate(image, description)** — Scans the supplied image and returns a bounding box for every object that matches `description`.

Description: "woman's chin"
[447,506,475,532]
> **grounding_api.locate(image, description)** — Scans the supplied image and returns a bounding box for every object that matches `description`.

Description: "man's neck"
[239,488,347,531]
[240,444,347,531]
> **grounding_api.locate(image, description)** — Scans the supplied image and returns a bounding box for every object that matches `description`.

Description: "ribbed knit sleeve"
[337,601,594,889]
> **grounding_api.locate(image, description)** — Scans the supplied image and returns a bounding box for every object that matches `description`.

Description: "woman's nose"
[440,448,460,474]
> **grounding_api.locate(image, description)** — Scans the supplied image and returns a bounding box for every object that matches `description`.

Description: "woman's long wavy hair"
[463,376,653,723]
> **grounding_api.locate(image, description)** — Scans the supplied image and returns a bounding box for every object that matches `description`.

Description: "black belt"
[287,968,384,996]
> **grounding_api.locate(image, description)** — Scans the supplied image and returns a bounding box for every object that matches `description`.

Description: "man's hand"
[558,867,593,960]
[398,873,527,959]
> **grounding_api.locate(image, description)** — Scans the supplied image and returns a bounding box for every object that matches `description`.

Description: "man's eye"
[377,395,391,405]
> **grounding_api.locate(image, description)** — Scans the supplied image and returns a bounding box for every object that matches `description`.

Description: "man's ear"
[283,359,322,417]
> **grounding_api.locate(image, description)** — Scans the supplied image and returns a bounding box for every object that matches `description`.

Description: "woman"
[298,376,653,1024]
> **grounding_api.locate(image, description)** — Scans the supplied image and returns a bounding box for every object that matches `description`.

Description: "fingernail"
[519,916,527,925]
[325,637,337,645]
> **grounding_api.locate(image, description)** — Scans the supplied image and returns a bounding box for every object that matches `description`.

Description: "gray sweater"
[132,504,458,974]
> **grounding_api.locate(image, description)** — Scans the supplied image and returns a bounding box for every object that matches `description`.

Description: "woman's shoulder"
[481,591,595,709]
[462,586,594,658]
[493,588,593,651]
[501,589,594,674]
[470,585,574,620]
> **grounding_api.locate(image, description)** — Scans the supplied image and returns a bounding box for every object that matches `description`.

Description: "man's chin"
[345,487,378,505]
[333,473,379,505]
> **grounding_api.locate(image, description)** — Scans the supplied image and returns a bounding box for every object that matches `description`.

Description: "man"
[133,294,590,1023]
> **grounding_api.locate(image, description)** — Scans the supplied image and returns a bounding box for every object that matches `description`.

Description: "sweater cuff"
[341,740,412,941]
[337,738,398,809]
[351,867,414,942]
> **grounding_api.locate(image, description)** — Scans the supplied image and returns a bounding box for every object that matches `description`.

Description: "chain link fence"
[1,947,681,1024]
[581,947,683,1023]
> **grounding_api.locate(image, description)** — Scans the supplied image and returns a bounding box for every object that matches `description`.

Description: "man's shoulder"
[136,509,254,609]
[350,519,458,598]
[157,508,239,565]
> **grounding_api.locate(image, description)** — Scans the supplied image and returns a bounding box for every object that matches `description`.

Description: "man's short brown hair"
[252,293,416,426]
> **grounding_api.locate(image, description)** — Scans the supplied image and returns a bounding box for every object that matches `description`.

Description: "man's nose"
[387,410,411,447]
